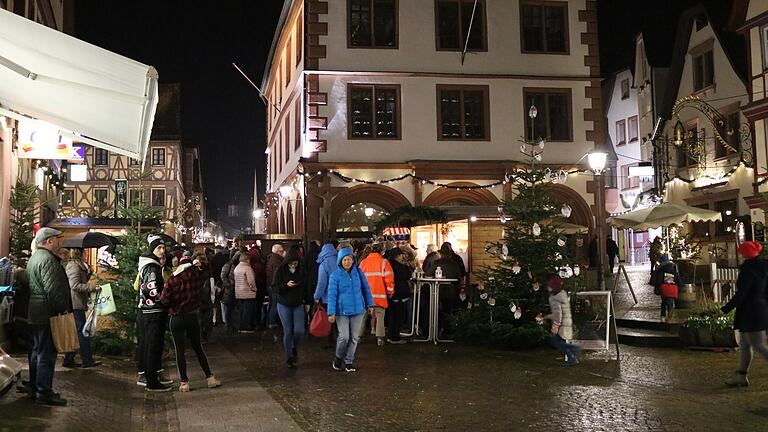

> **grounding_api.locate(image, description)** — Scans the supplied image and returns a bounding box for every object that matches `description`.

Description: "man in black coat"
[424,243,463,337]
[722,241,768,387]
[606,235,620,274]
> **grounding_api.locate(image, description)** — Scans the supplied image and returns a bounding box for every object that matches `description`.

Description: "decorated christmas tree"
[455,134,586,349]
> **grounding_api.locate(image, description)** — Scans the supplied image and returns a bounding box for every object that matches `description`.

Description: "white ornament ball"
[561,204,572,218]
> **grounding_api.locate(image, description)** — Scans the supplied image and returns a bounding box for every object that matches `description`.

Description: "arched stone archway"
[423,182,500,206]
[545,184,595,232]
[330,185,410,232]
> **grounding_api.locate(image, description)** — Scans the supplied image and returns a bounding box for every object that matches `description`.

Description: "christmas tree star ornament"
[561,204,572,218]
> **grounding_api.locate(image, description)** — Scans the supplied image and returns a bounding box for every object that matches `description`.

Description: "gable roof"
[658,4,748,120]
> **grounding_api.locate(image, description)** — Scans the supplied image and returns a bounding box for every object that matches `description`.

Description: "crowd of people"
[14,227,768,407]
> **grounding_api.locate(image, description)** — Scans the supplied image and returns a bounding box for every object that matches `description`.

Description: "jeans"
[361,306,386,338]
[551,334,579,362]
[608,255,617,273]
[739,330,768,374]
[237,299,257,331]
[661,297,675,317]
[169,313,212,382]
[140,312,167,386]
[267,286,279,328]
[29,324,57,398]
[335,314,365,365]
[387,299,407,341]
[64,309,94,365]
[277,304,306,361]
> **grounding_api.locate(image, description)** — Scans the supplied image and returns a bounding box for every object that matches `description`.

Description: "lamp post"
[588,151,608,290]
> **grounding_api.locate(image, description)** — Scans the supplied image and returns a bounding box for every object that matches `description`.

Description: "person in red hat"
[536,276,580,366]
[721,241,768,387]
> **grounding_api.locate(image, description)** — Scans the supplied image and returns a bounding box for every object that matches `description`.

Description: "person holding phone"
[274,250,311,368]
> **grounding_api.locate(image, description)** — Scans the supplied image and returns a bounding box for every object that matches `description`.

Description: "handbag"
[49,312,80,353]
[83,294,98,338]
[310,304,331,337]
[91,284,116,316]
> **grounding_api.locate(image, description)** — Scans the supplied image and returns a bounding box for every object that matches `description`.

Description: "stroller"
[0,258,23,396]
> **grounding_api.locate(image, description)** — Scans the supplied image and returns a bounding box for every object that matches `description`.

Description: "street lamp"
[588,151,608,290]
[279,184,294,198]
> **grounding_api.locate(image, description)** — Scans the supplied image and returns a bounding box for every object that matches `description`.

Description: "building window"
[151,189,165,208]
[437,85,489,140]
[715,199,738,237]
[604,161,618,189]
[621,164,639,190]
[691,204,711,238]
[349,0,398,48]
[285,38,291,86]
[61,189,74,208]
[616,119,626,146]
[284,114,290,163]
[717,111,741,158]
[296,18,303,64]
[628,116,638,142]
[761,25,768,70]
[151,148,166,166]
[349,84,401,139]
[693,49,714,91]
[520,1,568,54]
[129,158,141,166]
[295,99,302,151]
[523,88,572,141]
[435,0,486,51]
[620,79,630,100]
[94,148,109,166]
[94,189,108,210]
[130,189,144,206]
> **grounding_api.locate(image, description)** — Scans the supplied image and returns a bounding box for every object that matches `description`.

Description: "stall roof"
[0,8,158,160]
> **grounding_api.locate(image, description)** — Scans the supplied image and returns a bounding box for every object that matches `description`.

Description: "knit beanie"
[738,241,763,258]
[147,234,164,254]
[548,275,564,294]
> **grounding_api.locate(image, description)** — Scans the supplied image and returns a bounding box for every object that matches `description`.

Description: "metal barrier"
[710,264,739,303]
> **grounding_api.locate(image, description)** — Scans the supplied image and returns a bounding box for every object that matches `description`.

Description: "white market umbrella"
[607,203,722,230]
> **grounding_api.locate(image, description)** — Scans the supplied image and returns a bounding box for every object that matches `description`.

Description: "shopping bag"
[309,304,331,337]
[91,284,116,316]
[49,312,80,353]
[83,308,98,338]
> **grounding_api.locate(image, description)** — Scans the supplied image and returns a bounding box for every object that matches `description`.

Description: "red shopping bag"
[310,304,331,337]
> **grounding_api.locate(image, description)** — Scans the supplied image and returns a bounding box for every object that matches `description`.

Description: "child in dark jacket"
[653,254,681,322]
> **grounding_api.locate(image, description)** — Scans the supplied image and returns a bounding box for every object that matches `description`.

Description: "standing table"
[412,277,458,344]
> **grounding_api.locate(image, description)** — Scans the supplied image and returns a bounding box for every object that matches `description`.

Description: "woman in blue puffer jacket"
[327,248,374,372]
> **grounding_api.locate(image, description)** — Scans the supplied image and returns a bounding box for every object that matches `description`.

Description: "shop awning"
[0,8,158,160]
[607,202,722,230]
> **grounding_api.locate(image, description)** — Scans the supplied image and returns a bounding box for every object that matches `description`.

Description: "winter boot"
[725,372,749,387]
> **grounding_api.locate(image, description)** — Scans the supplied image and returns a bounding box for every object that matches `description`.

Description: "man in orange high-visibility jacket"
[359,244,394,346]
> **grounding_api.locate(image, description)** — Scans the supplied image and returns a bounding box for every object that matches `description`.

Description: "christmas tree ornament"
[484,243,497,256]
[538,138,545,150]
[557,238,566,247]
[514,308,523,320]
[554,253,562,261]
[509,302,517,313]
[488,298,496,306]
[532,282,540,291]
[561,204,572,218]
[480,292,488,300]
[532,223,541,236]
[512,264,521,274]
[534,153,542,162]
[502,245,509,256]
[573,265,581,276]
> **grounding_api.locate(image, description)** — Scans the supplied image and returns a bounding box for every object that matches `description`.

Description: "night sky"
[73,0,737,222]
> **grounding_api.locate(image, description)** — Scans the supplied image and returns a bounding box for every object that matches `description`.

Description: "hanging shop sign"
[16,120,73,159]
[69,164,87,182]
[114,179,128,217]
[68,145,85,162]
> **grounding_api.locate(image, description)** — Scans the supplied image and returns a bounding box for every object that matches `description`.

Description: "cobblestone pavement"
[612,265,690,323]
